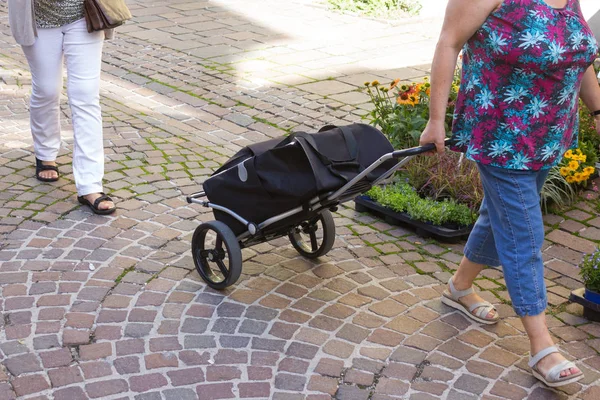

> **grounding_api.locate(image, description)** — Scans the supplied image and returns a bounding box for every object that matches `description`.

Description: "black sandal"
[35,158,59,182]
[77,193,117,215]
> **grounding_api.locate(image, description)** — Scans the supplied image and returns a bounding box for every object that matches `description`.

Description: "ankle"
[530,339,555,355]
[451,275,474,291]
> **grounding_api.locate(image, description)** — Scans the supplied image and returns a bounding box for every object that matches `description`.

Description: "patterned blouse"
[450,0,598,170]
[35,0,85,29]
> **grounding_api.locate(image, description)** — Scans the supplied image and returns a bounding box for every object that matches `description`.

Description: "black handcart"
[186,124,441,289]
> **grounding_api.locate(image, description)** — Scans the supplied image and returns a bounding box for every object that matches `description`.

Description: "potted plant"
[355,77,481,241]
[569,247,600,322]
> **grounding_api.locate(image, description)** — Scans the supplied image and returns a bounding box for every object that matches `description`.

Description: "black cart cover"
[203,123,395,234]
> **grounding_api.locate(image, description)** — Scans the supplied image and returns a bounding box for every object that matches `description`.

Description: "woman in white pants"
[10,0,115,214]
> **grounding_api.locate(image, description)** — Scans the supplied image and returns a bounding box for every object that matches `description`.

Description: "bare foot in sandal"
[529,346,583,387]
[442,276,499,324]
[78,192,116,215]
[35,158,59,182]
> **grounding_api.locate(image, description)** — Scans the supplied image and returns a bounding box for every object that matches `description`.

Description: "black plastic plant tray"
[570,288,600,323]
[354,195,473,243]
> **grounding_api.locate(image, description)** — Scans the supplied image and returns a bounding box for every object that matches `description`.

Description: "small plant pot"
[569,288,600,322]
[354,195,473,243]
[585,287,600,304]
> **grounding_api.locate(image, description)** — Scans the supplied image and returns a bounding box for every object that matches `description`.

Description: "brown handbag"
[83,0,132,32]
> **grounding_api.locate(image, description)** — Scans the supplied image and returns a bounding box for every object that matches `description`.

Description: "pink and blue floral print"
[451,0,598,170]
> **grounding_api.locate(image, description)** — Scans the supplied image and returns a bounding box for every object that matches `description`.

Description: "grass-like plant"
[400,151,483,212]
[540,166,577,214]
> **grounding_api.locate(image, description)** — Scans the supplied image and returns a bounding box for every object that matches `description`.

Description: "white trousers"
[22,19,105,196]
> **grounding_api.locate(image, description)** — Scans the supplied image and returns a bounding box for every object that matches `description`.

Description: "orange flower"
[390,78,400,89]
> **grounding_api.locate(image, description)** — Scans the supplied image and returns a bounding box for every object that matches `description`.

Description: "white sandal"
[528,346,583,387]
[441,278,500,325]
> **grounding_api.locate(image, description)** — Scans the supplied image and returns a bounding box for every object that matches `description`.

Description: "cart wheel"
[192,221,242,289]
[289,210,336,259]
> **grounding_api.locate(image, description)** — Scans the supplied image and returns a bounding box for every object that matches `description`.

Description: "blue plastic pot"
[584,287,600,304]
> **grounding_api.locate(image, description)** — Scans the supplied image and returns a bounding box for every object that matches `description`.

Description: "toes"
[559,367,579,378]
[40,171,57,179]
[99,201,114,210]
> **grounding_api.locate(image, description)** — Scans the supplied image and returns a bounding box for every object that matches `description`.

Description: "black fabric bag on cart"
[202,123,395,235]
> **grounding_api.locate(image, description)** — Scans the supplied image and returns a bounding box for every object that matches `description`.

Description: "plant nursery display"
[356,78,479,240]
[570,247,600,322]
[358,75,600,239]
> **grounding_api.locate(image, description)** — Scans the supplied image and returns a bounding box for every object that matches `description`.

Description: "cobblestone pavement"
[1,1,600,399]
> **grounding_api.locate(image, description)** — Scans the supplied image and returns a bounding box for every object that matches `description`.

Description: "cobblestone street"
[1,1,600,399]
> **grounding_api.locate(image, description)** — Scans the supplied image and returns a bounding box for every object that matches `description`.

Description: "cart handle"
[392,138,455,158]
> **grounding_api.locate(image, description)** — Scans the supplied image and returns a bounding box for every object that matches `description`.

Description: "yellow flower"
[574,172,585,182]
[371,80,380,86]
[400,84,409,92]
[559,167,570,176]
[568,161,579,170]
[364,81,370,87]
[566,176,576,183]
[564,150,573,159]
[584,166,595,174]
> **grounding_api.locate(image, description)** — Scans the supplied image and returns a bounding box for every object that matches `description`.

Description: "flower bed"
[359,71,600,229]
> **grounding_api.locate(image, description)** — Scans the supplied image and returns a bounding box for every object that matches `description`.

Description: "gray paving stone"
[164,388,198,400]
[239,319,268,335]
[184,335,217,349]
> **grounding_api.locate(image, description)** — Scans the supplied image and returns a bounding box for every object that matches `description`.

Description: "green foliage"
[366,183,477,227]
[579,102,600,159]
[580,247,600,293]
[327,0,422,18]
[364,77,459,149]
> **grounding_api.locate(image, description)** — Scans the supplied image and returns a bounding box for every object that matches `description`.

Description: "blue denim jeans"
[464,163,550,317]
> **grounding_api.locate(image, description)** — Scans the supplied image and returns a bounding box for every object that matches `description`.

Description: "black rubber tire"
[192,221,242,289]
[288,210,336,259]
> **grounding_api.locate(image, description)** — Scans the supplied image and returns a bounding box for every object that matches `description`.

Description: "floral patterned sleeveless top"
[450,0,598,170]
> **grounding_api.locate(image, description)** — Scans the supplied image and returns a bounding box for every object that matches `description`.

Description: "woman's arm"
[420,0,502,153]
[579,65,600,136]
